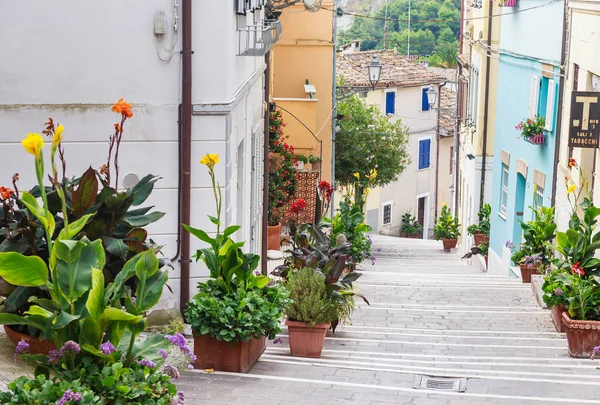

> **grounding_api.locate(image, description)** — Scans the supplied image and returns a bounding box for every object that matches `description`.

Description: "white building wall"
[0,0,266,311]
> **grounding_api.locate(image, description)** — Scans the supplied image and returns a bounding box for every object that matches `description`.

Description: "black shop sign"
[569,91,600,148]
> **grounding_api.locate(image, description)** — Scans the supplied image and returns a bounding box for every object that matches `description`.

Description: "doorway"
[512,173,526,246]
[417,194,429,239]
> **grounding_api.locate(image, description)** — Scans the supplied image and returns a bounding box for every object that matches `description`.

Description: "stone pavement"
[179,235,600,405]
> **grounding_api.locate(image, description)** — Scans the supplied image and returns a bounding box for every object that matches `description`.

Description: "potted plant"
[400,212,422,239]
[268,110,297,251]
[466,203,491,246]
[184,154,291,373]
[516,115,547,145]
[296,154,308,170]
[519,254,544,283]
[433,205,460,252]
[308,155,321,171]
[477,241,489,267]
[542,268,570,333]
[285,268,338,358]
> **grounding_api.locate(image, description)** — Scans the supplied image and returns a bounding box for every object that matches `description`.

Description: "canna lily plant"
[0,121,170,366]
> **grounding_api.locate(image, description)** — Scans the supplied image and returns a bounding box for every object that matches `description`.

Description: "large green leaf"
[72,167,99,217]
[53,311,81,329]
[56,238,105,304]
[111,253,142,302]
[21,193,56,237]
[54,240,86,264]
[128,333,170,361]
[102,237,129,260]
[100,307,142,326]
[3,287,37,313]
[129,174,161,206]
[183,224,215,247]
[0,253,48,286]
[58,214,95,241]
[136,270,168,313]
[25,305,53,318]
[121,212,165,228]
[0,313,47,331]
[0,239,31,254]
[86,268,105,321]
[135,249,159,280]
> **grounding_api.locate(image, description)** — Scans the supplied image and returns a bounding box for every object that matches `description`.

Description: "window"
[500,164,509,216]
[529,75,557,131]
[385,91,396,115]
[534,185,544,208]
[469,65,480,128]
[421,87,430,111]
[418,138,431,170]
[450,146,454,174]
[382,202,392,225]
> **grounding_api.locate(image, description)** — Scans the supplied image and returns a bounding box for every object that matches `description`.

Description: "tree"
[431,42,458,68]
[335,96,411,206]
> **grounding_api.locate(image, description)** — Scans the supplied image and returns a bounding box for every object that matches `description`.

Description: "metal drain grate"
[413,375,467,392]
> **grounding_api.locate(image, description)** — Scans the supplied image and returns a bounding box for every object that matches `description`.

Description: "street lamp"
[426,85,438,109]
[367,56,382,90]
[337,56,384,100]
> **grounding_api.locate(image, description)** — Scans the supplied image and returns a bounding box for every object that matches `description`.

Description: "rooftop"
[439,86,457,135]
[337,49,447,89]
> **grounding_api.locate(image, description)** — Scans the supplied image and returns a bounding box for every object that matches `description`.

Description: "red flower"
[0,186,14,201]
[289,198,307,214]
[319,180,331,191]
[571,262,585,276]
[569,158,578,168]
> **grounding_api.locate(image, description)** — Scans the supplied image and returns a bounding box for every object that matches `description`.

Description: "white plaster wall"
[0,1,267,311]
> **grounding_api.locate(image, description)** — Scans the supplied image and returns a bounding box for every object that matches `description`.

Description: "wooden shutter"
[545,79,556,131]
[528,75,540,118]
[386,92,396,115]
[458,79,468,120]
[419,139,431,169]
[422,88,430,111]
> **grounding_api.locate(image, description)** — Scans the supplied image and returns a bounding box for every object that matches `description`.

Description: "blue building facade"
[489,0,564,272]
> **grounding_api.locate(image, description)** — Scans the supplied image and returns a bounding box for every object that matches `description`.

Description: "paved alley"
[180,235,600,405]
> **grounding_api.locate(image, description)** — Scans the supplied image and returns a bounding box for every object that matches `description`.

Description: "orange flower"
[0,186,14,200]
[569,158,578,168]
[114,123,121,132]
[111,98,133,117]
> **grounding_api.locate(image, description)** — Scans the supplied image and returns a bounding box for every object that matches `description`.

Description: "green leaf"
[0,253,48,286]
[34,366,50,379]
[223,225,241,238]
[58,214,95,240]
[135,250,159,280]
[54,240,86,263]
[137,270,168,312]
[0,240,31,254]
[102,237,129,260]
[0,313,47,331]
[82,344,114,362]
[129,174,161,206]
[183,224,216,247]
[53,311,81,329]
[121,211,165,227]
[128,333,170,361]
[56,238,105,304]
[4,287,37,313]
[72,167,99,217]
[208,215,221,226]
[111,254,142,301]
[86,269,105,321]
[26,305,53,318]
[101,307,142,324]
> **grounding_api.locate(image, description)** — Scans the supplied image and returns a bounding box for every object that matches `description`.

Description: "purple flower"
[14,340,29,362]
[57,390,82,405]
[370,255,376,265]
[554,288,564,296]
[159,349,169,359]
[163,364,180,379]
[172,391,185,405]
[136,359,156,368]
[60,341,81,355]
[47,349,61,365]
[165,333,192,355]
[272,337,284,344]
[253,270,261,276]
[100,342,116,355]
[187,362,194,370]
[505,240,515,250]
[131,297,136,304]
[591,346,600,360]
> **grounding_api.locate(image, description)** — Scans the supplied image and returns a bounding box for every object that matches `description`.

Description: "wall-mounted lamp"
[466,153,476,160]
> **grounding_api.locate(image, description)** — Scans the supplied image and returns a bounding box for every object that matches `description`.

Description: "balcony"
[237,19,282,57]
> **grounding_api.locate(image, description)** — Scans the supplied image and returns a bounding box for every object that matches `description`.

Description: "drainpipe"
[262,51,271,275]
[479,0,493,210]
[179,0,193,315]
[550,0,568,206]
[330,0,339,216]
[454,76,461,216]
[435,82,447,220]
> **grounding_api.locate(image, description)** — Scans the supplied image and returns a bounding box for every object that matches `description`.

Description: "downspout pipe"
[262,51,271,275]
[479,0,493,210]
[435,82,447,221]
[330,0,339,217]
[179,0,192,315]
[550,0,568,206]
[454,75,461,216]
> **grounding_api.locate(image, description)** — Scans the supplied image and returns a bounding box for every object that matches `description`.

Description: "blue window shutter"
[418,139,431,169]
[386,92,396,114]
[424,139,430,167]
[422,88,430,111]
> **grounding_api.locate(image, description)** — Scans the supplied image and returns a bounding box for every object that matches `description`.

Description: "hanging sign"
[569,91,600,148]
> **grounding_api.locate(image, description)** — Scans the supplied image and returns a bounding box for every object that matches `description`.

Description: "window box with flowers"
[516,116,547,145]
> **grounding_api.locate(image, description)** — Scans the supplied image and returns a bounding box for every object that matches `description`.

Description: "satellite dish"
[303,0,322,12]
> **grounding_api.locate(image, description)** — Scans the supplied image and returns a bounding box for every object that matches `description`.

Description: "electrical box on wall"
[154,11,167,35]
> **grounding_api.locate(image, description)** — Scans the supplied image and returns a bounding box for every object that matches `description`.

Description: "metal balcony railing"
[238,19,282,57]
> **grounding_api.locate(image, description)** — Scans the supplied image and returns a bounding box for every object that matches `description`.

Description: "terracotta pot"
[267,223,281,251]
[192,332,266,373]
[562,313,600,358]
[400,232,420,239]
[286,319,329,358]
[473,233,489,246]
[442,238,457,252]
[4,325,56,355]
[519,263,538,283]
[551,305,567,333]
[484,255,488,267]
[311,162,321,172]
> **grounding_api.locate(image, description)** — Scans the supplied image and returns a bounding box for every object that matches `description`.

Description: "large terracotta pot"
[442,238,457,252]
[400,232,420,239]
[267,223,281,251]
[519,263,538,283]
[551,305,567,333]
[4,325,56,355]
[473,233,489,246]
[311,162,321,172]
[562,313,600,358]
[193,332,266,373]
[286,319,329,358]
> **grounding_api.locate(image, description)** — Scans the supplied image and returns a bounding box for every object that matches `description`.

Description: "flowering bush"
[433,205,460,240]
[268,111,297,225]
[516,116,546,141]
[318,180,334,215]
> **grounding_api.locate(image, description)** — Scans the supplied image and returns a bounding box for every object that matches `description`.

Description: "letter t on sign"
[575,96,599,130]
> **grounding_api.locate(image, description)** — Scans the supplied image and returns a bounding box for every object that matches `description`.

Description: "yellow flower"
[200,153,220,170]
[567,184,577,194]
[353,172,360,179]
[366,168,378,180]
[52,124,64,146]
[363,188,370,196]
[441,202,447,207]
[22,133,45,157]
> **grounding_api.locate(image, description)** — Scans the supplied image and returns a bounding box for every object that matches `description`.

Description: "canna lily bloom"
[52,124,64,147]
[366,168,378,180]
[200,153,220,170]
[353,172,360,179]
[0,186,14,200]
[112,97,134,117]
[363,188,371,197]
[21,133,45,157]
[567,184,577,194]
[568,158,578,168]
[571,262,585,276]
